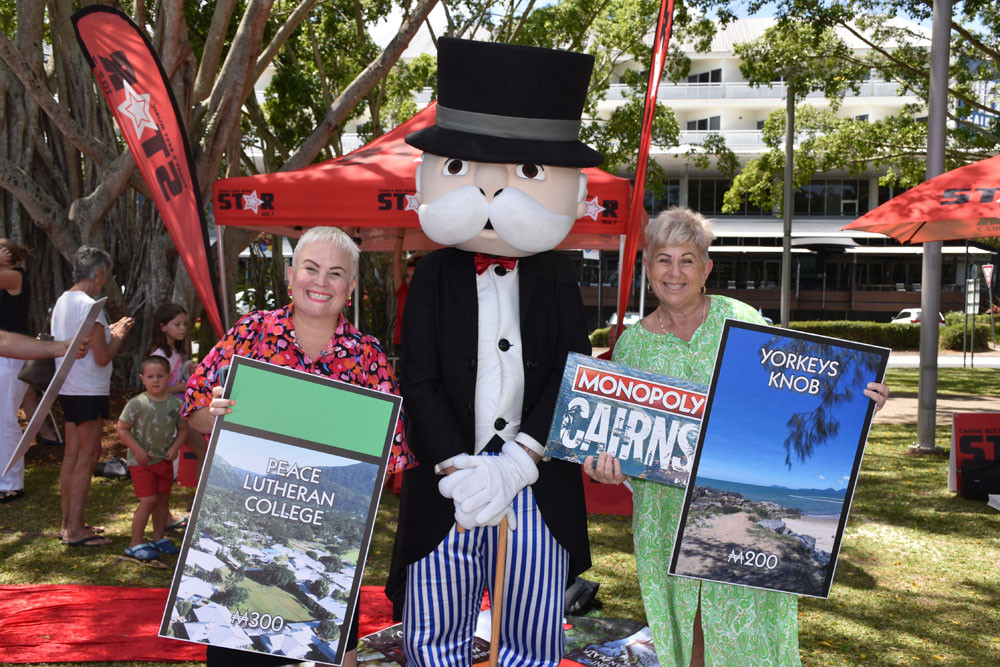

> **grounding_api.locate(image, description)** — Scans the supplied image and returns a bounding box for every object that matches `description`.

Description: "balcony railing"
[603,80,903,101]
[676,130,765,149]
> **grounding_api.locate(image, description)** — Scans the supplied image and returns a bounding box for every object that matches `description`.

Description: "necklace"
[655,296,710,336]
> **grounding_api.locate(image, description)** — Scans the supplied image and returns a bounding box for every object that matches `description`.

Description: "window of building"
[687,68,722,83]
[646,179,681,215]
[686,179,769,216]
[793,179,871,216]
[855,114,869,121]
[756,120,766,130]
[686,116,721,131]
[878,182,910,205]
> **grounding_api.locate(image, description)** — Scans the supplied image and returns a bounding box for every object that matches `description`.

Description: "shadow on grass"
[798,421,1000,665]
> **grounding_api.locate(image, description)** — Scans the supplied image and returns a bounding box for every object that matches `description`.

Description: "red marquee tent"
[212,103,636,252]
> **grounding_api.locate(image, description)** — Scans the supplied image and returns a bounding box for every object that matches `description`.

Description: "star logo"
[117,80,158,139]
[242,190,263,214]
[404,194,420,212]
[584,196,605,221]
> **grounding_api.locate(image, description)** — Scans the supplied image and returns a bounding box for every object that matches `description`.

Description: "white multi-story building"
[589,17,994,326]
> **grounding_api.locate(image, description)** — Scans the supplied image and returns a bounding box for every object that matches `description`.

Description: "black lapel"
[446,249,479,333]
[518,253,544,329]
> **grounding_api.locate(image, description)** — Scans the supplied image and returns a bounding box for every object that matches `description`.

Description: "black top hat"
[405,38,604,168]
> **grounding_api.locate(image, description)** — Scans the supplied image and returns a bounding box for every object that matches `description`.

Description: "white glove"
[437,455,478,499]
[438,456,491,530]
[455,441,538,528]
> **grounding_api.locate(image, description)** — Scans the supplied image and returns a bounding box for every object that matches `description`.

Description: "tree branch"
[254,0,319,83]
[69,151,140,240]
[283,0,441,170]
[0,30,117,168]
[199,0,276,194]
[193,0,240,104]
[0,156,80,258]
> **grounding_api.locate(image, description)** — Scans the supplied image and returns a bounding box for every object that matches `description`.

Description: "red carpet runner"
[0,584,398,663]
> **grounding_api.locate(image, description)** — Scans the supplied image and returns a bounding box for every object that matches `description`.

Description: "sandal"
[166,515,188,530]
[0,489,25,503]
[124,543,161,561]
[149,538,180,555]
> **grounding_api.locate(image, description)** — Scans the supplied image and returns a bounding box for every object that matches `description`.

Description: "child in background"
[148,303,206,529]
[116,356,187,561]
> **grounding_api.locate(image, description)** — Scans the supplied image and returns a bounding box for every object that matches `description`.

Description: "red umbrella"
[842,154,1000,242]
[212,102,633,252]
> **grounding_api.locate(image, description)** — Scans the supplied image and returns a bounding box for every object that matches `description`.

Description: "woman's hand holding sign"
[865,381,889,412]
[584,452,625,486]
[208,385,233,417]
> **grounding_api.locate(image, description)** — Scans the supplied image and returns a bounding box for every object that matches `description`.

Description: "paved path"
[888,349,1000,368]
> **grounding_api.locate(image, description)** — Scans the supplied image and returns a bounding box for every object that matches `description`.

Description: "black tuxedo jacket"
[386,248,592,615]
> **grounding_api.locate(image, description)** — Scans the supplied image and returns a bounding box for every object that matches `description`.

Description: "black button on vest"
[465,403,474,416]
[498,339,510,351]
[494,417,507,431]
[467,358,477,369]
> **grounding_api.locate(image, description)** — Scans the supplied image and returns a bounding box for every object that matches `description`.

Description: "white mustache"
[418,185,575,253]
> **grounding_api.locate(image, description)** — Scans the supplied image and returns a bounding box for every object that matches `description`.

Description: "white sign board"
[983,263,994,288]
[3,297,107,475]
[966,278,981,315]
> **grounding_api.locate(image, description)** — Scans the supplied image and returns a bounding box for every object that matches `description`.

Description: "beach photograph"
[670,323,888,597]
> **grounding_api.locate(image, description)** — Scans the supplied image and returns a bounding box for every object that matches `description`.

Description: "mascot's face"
[415,153,588,256]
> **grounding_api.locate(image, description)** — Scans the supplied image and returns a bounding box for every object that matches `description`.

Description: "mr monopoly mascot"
[386,37,600,666]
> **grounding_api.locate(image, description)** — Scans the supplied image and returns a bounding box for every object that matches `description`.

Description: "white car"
[606,312,642,328]
[890,308,945,326]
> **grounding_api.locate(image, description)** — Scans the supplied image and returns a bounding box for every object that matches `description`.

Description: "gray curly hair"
[645,207,716,261]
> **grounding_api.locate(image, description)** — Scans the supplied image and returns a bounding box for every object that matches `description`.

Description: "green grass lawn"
[239,576,315,623]
[884,367,1000,397]
[4,368,1000,665]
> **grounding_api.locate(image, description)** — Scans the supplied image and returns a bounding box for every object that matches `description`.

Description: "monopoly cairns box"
[545,352,707,488]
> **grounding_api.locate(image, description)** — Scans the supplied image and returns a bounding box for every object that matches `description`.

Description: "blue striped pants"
[403,486,569,666]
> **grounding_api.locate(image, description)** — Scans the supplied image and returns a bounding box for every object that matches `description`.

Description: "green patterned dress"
[613,295,801,667]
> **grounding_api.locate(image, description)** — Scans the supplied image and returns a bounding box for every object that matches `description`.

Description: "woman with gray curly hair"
[586,208,888,666]
[51,246,134,547]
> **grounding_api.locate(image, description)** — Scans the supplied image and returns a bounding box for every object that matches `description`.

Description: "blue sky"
[215,431,356,473]
[696,327,879,490]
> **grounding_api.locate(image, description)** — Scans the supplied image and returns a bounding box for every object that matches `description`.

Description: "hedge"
[790,320,994,351]
[589,320,996,351]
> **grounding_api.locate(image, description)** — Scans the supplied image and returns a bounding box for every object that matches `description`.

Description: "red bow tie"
[474,253,517,275]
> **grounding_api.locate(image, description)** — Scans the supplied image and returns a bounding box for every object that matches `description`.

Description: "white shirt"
[474,263,525,453]
[51,290,111,395]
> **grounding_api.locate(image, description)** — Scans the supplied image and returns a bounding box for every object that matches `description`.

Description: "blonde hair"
[292,227,360,279]
[645,207,716,261]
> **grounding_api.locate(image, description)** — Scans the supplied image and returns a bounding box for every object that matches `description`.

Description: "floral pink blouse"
[184,304,415,474]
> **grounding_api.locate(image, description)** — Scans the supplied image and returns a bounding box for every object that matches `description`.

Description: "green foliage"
[212,581,250,607]
[581,95,679,195]
[790,319,996,350]
[356,53,437,144]
[260,561,296,588]
[734,21,869,104]
[322,553,344,572]
[939,321,993,351]
[317,619,341,642]
[789,321,921,349]
[175,599,193,619]
[310,578,330,598]
[590,326,610,347]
